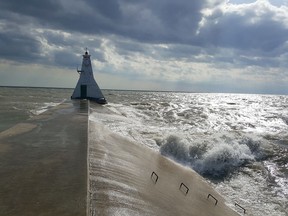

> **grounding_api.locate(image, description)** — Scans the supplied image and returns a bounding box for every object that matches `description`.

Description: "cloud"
[0,0,288,93]
[198,1,288,51]
[192,0,288,71]
[0,20,41,63]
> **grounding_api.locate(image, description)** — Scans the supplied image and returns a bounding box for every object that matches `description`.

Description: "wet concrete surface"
[88,104,241,216]
[0,100,88,216]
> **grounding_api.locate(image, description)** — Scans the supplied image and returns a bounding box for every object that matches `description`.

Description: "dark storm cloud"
[0,0,59,19]
[113,40,146,56]
[0,0,205,41]
[0,0,288,70]
[198,7,288,52]
[0,23,41,63]
[52,49,79,68]
[86,0,122,21]
[42,31,76,48]
[0,0,203,66]
[40,30,106,66]
[121,0,204,43]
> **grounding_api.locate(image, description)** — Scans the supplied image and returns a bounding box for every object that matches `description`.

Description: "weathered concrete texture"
[88,105,241,216]
[0,100,88,216]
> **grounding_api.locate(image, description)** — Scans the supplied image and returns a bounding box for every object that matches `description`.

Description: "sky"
[1,0,288,94]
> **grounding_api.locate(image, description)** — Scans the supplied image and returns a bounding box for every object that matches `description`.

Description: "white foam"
[89,104,161,150]
[264,161,288,198]
[31,100,65,115]
[89,93,288,216]
[159,133,262,177]
[215,169,288,216]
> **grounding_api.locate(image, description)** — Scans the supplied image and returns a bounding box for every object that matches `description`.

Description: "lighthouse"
[71,49,106,104]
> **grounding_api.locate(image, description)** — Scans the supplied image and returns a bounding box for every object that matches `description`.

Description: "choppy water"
[1,87,287,215]
[93,90,288,216]
[0,87,71,132]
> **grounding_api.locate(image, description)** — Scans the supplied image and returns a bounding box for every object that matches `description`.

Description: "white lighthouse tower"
[71,49,106,104]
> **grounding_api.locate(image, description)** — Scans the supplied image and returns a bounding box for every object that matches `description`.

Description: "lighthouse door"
[80,85,87,98]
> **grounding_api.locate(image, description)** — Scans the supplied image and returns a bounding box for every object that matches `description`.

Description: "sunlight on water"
[91,91,288,216]
[1,87,287,215]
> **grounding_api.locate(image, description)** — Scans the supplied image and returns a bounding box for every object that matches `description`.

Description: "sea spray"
[90,91,288,215]
[159,133,269,178]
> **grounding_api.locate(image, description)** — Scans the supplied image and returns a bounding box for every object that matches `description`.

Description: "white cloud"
[0,0,288,93]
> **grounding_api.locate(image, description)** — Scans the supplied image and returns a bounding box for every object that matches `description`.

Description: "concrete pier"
[0,100,242,216]
[0,100,88,216]
[88,104,241,216]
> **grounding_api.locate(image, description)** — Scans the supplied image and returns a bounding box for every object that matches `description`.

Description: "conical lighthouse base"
[71,50,107,104]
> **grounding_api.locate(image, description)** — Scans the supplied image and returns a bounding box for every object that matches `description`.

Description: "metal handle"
[179,183,189,195]
[235,203,246,214]
[207,194,218,205]
[151,171,159,184]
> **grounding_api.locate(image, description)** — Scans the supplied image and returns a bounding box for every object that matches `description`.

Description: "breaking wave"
[30,100,66,115]
[159,133,269,179]
[92,91,288,215]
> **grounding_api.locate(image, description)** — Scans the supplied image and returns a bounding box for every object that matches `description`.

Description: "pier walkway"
[0,100,243,215]
[0,100,88,216]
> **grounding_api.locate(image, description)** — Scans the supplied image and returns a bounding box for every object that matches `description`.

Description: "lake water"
[1,87,287,215]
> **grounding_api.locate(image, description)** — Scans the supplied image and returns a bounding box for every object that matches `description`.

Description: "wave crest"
[159,134,264,178]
